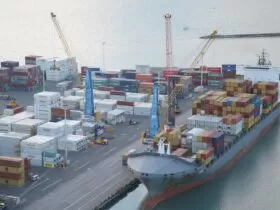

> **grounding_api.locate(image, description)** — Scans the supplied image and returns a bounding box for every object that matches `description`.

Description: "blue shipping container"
[1,61,19,69]
[222,64,237,72]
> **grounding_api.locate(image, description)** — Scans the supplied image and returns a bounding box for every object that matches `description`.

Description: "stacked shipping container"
[222,64,237,79]
[207,67,223,88]
[0,67,10,91]
[0,156,26,186]
[253,81,279,113]
[11,65,38,90]
[192,86,264,130]
[223,79,253,96]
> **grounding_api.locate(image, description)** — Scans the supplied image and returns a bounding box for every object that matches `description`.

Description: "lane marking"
[107,159,119,168]
[71,160,80,167]
[20,178,50,197]
[63,171,122,210]
[41,178,62,192]
[128,134,137,142]
[74,161,90,172]
[102,147,116,156]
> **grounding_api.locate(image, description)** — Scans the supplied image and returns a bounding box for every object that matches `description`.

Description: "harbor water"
[1,0,280,210]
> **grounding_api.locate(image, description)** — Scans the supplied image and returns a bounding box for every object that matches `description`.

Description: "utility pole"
[102,42,106,71]
[164,13,173,69]
[64,105,68,166]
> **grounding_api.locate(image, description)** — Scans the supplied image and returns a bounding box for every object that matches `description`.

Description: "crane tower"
[164,13,173,68]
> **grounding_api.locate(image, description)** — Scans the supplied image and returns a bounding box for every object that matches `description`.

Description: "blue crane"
[149,85,160,137]
[141,85,160,144]
[84,68,94,117]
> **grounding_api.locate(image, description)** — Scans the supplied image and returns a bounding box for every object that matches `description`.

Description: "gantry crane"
[50,12,82,86]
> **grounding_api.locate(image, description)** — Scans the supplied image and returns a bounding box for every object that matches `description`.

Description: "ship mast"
[257,49,272,66]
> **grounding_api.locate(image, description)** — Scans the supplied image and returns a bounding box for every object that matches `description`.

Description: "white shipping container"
[134,102,152,116]
[116,105,134,115]
[95,99,117,111]
[93,90,110,99]
[26,106,34,112]
[37,122,65,138]
[62,96,84,109]
[126,93,148,102]
[222,120,244,136]
[0,113,35,133]
[0,132,31,156]
[58,134,88,152]
[55,120,81,134]
[12,118,45,135]
[21,135,57,166]
[110,95,126,101]
[187,115,222,131]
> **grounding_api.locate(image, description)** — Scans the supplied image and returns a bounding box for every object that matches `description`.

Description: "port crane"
[141,28,217,144]
[50,12,82,86]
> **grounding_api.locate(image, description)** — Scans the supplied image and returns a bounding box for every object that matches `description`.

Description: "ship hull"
[132,105,280,210]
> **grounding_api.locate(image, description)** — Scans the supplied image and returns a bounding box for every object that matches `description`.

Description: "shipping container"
[81,67,100,76]
[121,70,136,79]
[222,64,237,72]
[163,69,179,78]
[136,65,150,73]
[1,61,19,69]
[117,101,134,106]
[25,55,42,65]
[0,156,24,168]
[0,67,10,84]
[98,86,115,91]
[136,73,153,83]
[206,67,221,73]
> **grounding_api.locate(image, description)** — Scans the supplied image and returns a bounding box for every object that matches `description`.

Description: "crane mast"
[165,13,173,68]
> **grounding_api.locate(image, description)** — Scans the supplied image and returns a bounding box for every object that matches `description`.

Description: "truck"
[0,195,21,209]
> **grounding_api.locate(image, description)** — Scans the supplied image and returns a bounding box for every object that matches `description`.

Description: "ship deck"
[128,153,197,175]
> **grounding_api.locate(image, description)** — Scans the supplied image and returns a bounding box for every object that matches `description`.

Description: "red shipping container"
[163,70,179,78]
[206,67,221,73]
[0,171,23,180]
[136,73,153,82]
[51,107,71,118]
[117,101,134,106]
[12,106,24,115]
[98,86,114,91]
[110,90,126,96]
[140,82,153,88]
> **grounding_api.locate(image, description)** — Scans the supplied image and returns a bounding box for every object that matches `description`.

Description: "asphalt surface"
[0,81,197,210]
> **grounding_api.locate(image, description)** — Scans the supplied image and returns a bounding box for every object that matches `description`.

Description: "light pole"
[102,42,106,71]
[64,105,68,166]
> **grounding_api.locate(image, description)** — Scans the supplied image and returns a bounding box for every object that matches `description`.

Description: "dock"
[200,33,280,39]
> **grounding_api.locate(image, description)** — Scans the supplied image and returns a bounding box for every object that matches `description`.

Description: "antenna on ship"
[257,49,272,66]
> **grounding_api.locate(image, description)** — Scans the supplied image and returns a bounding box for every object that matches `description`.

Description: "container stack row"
[36,57,77,81]
[196,148,214,165]
[221,114,244,135]
[188,128,225,156]
[0,156,28,187]
[253,81,279,113]
[206,67,223,88]
[192,87,265,130]
[223,79,253,96]
[34,91,61,121]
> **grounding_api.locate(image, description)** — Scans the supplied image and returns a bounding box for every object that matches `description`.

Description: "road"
[0,81,197,210]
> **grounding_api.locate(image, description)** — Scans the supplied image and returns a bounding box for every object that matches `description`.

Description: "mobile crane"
[50,12,81,86]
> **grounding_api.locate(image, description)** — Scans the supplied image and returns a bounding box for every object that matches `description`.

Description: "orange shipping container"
[136,73,153,82]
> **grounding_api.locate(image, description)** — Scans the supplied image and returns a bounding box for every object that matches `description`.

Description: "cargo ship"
[127,79,280,209]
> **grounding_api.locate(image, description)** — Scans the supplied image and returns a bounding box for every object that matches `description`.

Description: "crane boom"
[50,12,73,58]
[166,30,218,123]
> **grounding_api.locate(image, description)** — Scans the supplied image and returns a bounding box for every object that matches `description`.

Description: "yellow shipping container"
[0,178,25,187]
[0,166,24,174]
